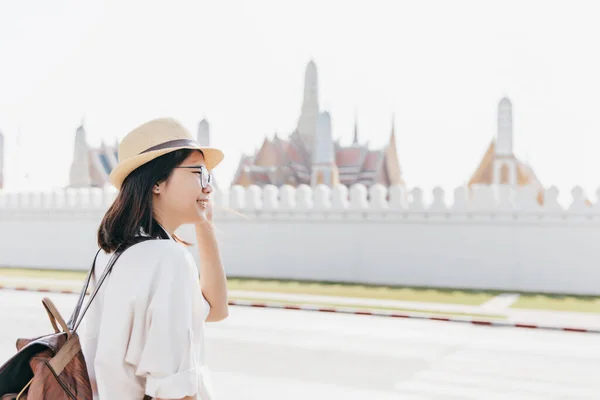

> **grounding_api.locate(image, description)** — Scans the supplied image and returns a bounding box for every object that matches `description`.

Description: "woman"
[80,117,229,400]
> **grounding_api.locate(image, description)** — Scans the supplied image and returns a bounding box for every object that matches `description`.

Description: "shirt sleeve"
[133,245,207,399]
[201,292,211,321]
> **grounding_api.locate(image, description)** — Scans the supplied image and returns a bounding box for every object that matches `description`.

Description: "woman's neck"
[152,213,178,238]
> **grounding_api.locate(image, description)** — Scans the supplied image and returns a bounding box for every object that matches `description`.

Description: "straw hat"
[109,117,224,189]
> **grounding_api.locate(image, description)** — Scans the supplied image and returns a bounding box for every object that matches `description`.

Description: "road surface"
[0,290,598,399]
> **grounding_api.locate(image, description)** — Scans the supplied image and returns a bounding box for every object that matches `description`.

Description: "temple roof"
[232,128,402,188]
[468,140,542,187]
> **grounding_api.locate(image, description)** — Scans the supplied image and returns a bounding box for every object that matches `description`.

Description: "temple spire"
[297,60,320,151]
[69,121,91,187]
[198,118,210,146]
[493,97,517,185]
[353,111,359,144]
[384,113,403,185]
[311,111,339,187]
[302,60,319,113]
[496,97,513,156]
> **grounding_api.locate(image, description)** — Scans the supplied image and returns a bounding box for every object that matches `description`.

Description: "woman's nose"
[203,183,213,194]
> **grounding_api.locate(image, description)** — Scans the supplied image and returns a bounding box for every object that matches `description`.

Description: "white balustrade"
[1,184,599,295]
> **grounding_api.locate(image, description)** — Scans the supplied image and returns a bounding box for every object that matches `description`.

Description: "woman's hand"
[195,199,213,223]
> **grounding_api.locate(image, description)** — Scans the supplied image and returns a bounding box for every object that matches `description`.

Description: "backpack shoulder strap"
[67,249,101,330]
[69,236,157,333]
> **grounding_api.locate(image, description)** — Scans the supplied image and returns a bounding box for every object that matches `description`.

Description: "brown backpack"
[0,238,154,399]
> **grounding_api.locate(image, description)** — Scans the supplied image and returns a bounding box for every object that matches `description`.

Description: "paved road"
[0,290,598,399]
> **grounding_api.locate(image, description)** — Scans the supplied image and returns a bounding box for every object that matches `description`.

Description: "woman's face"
[153,150,212,226]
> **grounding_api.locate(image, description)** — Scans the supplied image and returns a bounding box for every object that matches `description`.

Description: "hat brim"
[108,145,224,189]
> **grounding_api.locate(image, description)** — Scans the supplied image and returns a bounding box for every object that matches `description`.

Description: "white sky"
[1,0,600,203]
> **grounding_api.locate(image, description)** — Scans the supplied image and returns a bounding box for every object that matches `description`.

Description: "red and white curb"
[228,299,598,334]
[1,285,597,334]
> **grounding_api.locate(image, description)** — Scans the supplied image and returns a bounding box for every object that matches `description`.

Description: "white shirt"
[79,237,215,400]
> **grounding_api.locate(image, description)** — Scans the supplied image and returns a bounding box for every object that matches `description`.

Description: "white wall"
[1,183,599,295]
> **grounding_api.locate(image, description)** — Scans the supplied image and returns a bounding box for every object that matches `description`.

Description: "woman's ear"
[153,182,163,194]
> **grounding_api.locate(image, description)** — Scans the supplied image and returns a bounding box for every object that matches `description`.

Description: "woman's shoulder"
[126,237,187,257]
[128,238,196,275]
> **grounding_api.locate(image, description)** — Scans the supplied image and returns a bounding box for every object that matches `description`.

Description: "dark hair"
[97,149,196,253]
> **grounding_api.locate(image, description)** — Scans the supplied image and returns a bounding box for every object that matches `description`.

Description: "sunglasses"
[175,166,212,188]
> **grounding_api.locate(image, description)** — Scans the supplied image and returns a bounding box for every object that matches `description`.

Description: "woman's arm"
[195,220,229,322]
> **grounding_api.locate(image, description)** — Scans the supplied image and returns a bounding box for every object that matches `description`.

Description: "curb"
[1,285,597,335]
[228,299,598,334]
